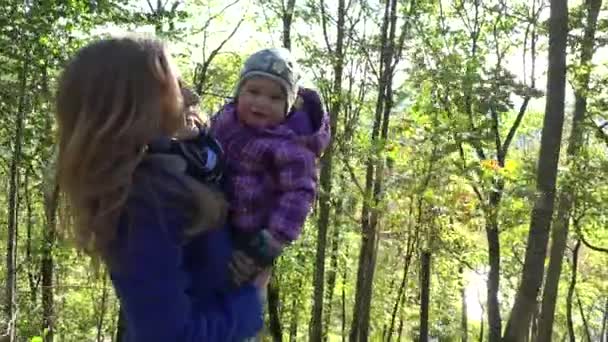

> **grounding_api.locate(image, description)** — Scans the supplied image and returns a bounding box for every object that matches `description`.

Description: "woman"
[54,36,267,341]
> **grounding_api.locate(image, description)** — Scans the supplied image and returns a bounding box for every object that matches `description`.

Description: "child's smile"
[237,76,287,128]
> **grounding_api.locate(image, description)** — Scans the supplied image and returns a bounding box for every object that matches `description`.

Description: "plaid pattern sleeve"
[267,140,317,243]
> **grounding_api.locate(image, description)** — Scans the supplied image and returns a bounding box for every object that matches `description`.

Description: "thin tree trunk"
[575,292,591,342]
[97,273,109,342]
[268,275,283,342]
[503,0,569,338]
[288,299,298,342]
[25,171,38,304]
[342,266,347,342]
[289,279,302,342]
[419,251,431,342]
[601,298,608,342]
[461,266,468,342]
[396,263,408,342]
[387,242,414,342]
[479,308,485,342]
[41,180,58,342]
[566,240,581,342]
[397,315,404,342]
[5,54,29,342]
[479,291,485,342]
[537,1,601,340]
[381,277,398,341]
[323,213,342,342]
[282,0,296,49]
[309,0,345,339]
[350,0,391,335]
[486,190,502,342]
[350,1,398,340]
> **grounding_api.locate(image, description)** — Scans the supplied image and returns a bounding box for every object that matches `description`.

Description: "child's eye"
[248,88,260,95]
[271,95,283,101]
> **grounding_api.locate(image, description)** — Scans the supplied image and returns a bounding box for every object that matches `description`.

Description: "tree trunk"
[486,189,502,342]
[537,1,601,340]
[25,171,38,304]
[479,307,485,342]
[282,0,296,49]
[601,298,607,342]
[350,1,398,340]
[575,292,591,342]
[566,240,581,342]
[419,250,431,342]
[268,275,283,342]
[309,0,344,339]
[396,261,408,342]
[42,181,58,342]
[97,273,109,342]
[503,0,569,339]
[461,266,468,342]
[342,266,347,342]
[323,214,342,342]
[5,55,29,342]
[288,285,300,342]
[387,241,415,342]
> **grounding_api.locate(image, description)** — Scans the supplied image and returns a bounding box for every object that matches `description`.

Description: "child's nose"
[254,95,271,107]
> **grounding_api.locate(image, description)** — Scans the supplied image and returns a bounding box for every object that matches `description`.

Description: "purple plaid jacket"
[210,88,330,243]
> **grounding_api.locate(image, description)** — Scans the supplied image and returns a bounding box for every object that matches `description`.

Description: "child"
[209,47,331,283]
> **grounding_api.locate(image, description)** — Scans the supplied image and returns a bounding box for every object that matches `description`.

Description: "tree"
[309,0,345,340]
[537,0,602,339]
[504,0,569,338]
[349,0,399,339]
[4,49,28,342]
[192,0,245,96]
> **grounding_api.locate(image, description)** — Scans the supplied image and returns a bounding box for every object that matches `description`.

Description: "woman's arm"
[109,207,263,341]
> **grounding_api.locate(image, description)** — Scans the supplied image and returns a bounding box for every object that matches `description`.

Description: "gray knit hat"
[235,47,299,114]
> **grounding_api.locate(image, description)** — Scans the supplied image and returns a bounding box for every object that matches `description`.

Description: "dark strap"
[147,133,224,185]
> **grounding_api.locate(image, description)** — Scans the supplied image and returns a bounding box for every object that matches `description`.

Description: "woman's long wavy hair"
[55,36,225,258]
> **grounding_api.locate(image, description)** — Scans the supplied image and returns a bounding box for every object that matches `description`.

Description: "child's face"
[236,76,287,128]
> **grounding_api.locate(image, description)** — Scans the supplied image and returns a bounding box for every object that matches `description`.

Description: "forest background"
[0,0,607,341]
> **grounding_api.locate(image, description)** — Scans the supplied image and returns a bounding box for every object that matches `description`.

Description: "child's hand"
[229,250,263,286]
[252,269,272,289]
[229,230,287,286]
[175,107,204,140]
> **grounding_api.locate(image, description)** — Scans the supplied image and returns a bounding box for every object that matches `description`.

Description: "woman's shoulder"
[120,154,192,239]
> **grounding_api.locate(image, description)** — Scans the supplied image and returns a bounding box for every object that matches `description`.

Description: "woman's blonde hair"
[55,36,225,258]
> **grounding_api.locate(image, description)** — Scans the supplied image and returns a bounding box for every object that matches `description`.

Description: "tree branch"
[592,119,608,145]
[319,0,334,54]
[491,107,502,163]
[192,0,242,35]
[501,96,530,161]
[337,145,365,196]
[574,219,608,254]
[146,0,155,13]
[392,0,418,71]
[501,1,539,161]
[195,17,244,94]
